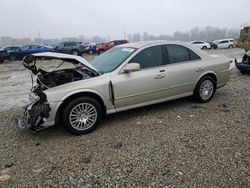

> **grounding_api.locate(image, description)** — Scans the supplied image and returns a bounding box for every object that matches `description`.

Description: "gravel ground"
[0,49,249,187]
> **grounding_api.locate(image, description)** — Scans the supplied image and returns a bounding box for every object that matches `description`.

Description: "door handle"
[154,74,165,79]
[195,68,205,72]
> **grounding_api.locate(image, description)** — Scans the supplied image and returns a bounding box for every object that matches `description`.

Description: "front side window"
[32,45,42,49]
[91,47,136,73]
[21,45,31,51]
[166,44,200,64]
[129,46,163,69]
[57,43,64,47]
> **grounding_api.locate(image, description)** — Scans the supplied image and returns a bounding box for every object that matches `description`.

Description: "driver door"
[111,45,168,109]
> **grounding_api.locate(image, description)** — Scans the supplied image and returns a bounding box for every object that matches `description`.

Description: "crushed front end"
[17,86,51,132]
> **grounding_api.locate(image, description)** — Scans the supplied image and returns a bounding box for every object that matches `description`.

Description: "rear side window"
[219,40,228,44]
[193,42,203,44]
[189,50,201,60]
[130,46,163,69]
[114,41,123,45]
[65,42,77,46]
[166,44,200,64]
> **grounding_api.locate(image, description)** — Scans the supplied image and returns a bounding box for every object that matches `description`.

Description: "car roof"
[119,40,210,59]
[119,40,193,48]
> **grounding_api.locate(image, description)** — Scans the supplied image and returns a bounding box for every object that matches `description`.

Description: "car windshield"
[91,47,136,73]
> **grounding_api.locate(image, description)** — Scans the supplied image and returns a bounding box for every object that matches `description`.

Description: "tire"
[193,76,216,103]
[9,55,16,61]
[72,50,79,56]
[240,70,247,74]
[98,50,104,55]
[228,45,233,49]
[63,97,103,135]
[202,46,207,50]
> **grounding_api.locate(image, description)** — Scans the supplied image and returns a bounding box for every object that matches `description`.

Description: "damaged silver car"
[17,41,231,134]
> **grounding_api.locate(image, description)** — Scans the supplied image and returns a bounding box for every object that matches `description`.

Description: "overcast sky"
[0,0,249,39]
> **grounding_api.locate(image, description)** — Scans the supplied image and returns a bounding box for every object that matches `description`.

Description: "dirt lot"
[0,48,249,187]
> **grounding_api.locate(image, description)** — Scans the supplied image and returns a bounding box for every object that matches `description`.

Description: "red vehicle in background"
[96,40,128,54]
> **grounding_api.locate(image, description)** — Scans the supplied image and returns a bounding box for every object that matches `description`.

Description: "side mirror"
[123,63,140,73]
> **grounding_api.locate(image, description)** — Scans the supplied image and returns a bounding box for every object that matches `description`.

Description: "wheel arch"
[55,91,107,125]
[194,71,217,90]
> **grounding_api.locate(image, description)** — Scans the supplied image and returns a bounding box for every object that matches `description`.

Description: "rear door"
[218,40,229,48]
[64,42,76,54]
[162,44,204,95]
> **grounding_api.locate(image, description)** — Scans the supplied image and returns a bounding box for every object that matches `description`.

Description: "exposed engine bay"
[17,52,100,131]
[37,67,96,90]
[23,53,100,90]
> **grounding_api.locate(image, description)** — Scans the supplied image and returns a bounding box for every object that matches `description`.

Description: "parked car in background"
[18,41,231,134]
[216,39,234,49]
[191,41,211,50]
[54,41,85,56]
[235,51,250,73]
[8,44,54,61]
[84,43,106,54]
[96,40,128,54]
[206,41,218,49]
[3,46,20,52]
[0,49,8,62]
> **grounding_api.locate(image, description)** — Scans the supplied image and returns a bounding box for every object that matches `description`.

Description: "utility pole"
[37,29,41,44]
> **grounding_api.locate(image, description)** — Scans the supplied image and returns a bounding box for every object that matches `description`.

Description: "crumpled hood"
[23,52,99,75]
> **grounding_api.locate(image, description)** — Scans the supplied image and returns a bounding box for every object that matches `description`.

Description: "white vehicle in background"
[191,41,211,50]
[216,39,234,49]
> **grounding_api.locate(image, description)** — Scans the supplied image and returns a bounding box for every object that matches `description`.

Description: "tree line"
[126,26,240,42]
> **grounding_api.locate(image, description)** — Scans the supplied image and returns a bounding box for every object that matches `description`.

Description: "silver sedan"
[18,41,231,134]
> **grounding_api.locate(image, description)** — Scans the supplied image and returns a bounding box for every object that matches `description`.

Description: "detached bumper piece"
[235,59,250,73]
[16,102,51,132]
[235,52,250,73]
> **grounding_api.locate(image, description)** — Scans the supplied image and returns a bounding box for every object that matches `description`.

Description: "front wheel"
[98,50,104,55]
[9,55,16,61]
[193,76,216,103]
[63,97,103,135]
[72,50,79,56]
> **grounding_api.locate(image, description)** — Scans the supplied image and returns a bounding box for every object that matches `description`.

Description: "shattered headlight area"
[16,86,51,132]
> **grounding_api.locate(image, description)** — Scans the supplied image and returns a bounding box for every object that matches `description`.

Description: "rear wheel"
[194,76,216,103]
[63,97,103,135]
[202,46,207,50]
